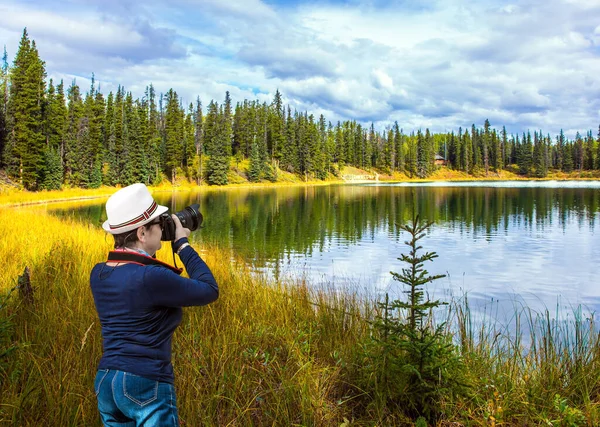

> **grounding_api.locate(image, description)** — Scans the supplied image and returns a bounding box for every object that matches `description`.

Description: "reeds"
[1,206,598,425]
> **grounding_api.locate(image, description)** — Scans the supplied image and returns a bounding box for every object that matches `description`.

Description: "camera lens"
[175,203,203,231]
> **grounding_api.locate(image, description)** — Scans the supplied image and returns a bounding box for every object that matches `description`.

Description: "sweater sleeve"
[144,243,219,308]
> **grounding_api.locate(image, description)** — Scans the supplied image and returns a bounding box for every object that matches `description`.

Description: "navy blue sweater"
[90,239,218,383]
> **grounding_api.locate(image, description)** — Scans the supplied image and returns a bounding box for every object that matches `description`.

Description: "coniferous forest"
[1,29,600,191]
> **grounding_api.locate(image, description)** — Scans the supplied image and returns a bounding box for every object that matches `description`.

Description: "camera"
[159,203,203,241]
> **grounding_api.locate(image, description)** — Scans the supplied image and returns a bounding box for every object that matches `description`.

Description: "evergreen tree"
[416,129,427,178]
[367,211,464,423]
[556,130,565,171]
[517,132,533,175]
[382,128,394,173]
[394,122,404,173]
[247,133,263,182]
[193,98,204,183]
[103,91,116,185]
[269,89,285,165]
[471,125,481,171]
[405,132,417,177]
[163,88,183,182]
[183,103,196,175]
[334,121,344,169]
[42,79,66,186]
[204,100,218,158]
[563,141,574,173]
[40,145,62,190]
[584,130,594,170]
[206,96,231,185]
[500,126,507,170]
[325,121,335,176]
[574,132,584,173]
[314,114,327,179]
[483,119,490,175]
[0,46,8,166]
[462,128,472,173]
[283,106,298,172]
[596,125,600,170]
[532,131,547,177]
[121,93,144,185]
[6,30,47,189]
[147,85,162,184]
[64,80,85,185]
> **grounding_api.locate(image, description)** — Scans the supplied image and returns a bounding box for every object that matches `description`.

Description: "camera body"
[159,203,203,241]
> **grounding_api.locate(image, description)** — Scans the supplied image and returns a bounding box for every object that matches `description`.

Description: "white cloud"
[1,0,599,137]
[372,69,394,91]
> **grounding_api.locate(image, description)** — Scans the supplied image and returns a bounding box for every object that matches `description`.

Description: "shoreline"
[1,172,600,207]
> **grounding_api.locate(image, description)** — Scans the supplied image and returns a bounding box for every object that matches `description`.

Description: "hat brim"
[102,204,169,235]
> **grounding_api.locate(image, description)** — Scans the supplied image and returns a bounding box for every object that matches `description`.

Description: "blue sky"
[1,0,599,137]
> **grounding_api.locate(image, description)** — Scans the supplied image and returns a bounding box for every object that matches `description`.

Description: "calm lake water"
[53,181,600,319]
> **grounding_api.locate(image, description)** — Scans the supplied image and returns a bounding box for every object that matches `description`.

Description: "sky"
[1,0,599,137]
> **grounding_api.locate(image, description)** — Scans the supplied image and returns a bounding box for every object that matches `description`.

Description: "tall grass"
[1,206,598,425]
[0,208,372,425]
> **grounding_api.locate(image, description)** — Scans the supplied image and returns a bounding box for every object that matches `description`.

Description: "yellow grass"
[0,207,372,425]
[2,182,600,425]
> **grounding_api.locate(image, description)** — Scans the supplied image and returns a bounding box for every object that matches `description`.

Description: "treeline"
[1,29,600,190]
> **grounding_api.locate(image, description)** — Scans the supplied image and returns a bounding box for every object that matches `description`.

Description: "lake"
[53,181,600,320]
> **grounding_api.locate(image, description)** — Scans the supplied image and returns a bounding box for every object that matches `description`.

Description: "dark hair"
[113,223,154,249]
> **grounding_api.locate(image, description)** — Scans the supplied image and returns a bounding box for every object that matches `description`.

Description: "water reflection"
[50,184,600,315]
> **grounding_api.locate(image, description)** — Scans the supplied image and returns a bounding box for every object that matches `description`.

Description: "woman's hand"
[172,214,191,241]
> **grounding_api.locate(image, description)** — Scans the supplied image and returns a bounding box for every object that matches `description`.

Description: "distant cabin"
[434,154,447,166]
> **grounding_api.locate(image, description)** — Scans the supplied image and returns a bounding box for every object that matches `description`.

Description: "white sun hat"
[102,183,169,234]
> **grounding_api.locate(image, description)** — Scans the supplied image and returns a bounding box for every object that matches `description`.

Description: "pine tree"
[269,89,285,165]
[325,121,335,176]
[563,141,574,173]
[532,131,547,177]
[282,106,297,172]
[183,103,196,176]
[41,79,66,186]
[471,125,481,171]
[204,100,218,157]
[584,130,594,170]
[247,133,263,182]
[64,80,84,185]
[0,46,8,166]
[462,128,471,173]
[206,96,231,185]
[517,132,533,175]
[500,126,507,170]
[416,129,427,178]
[368,210,464,423]
[314,114,327,179]
[556,130,565,171]
[574,132,584,173]
[394,122,404,174]
[483,119,490,175]
[596,125,600,170]
[163,88,183,182]
[41,145,62,190]
[405,132,417,177]
[381,128,393,173]
[6,30,47,189]
[103,91,116,185]
[121,93,145,185]
[147,85,162,184]
[193,98,204,183]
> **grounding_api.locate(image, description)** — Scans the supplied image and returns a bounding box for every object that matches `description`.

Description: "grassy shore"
[1,165,599,208]
[1,204,599,425]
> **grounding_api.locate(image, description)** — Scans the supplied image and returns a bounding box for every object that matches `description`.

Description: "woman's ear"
[137,226,146,242]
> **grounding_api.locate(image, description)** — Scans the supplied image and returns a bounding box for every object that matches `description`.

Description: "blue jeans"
[94,369,179,426]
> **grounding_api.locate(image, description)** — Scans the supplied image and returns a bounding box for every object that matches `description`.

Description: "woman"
[90,183,219,426]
